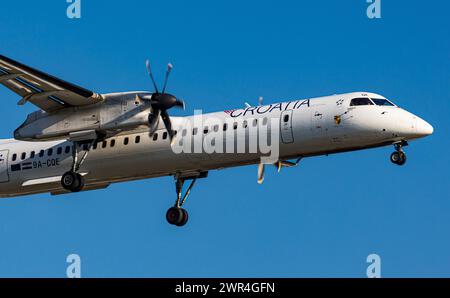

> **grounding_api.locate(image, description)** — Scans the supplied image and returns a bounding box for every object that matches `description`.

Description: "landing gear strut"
[166,173,206,227]
[390,141,407,166]
[61,140,95,192]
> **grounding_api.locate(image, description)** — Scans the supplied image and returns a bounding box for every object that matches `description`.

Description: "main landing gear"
[61,140,95,192]
[390,141,407,166]
[166,172,207,227]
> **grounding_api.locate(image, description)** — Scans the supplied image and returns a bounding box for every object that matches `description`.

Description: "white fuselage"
[0,92,433,197]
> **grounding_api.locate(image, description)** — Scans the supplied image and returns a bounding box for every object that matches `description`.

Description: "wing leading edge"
[0,55,103,112]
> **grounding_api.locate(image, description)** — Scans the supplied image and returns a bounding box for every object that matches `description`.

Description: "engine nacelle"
[14,92,153,141]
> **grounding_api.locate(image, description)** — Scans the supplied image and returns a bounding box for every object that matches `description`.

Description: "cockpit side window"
[370,98,395,106]
[350,97,374,106]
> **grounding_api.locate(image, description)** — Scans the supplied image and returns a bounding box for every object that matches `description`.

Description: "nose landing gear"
[390,141,408,166]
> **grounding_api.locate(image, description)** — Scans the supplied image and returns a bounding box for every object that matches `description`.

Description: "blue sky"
[0,0,449,277]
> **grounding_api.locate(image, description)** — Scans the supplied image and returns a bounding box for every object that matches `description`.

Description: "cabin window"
[65,146,71,154]
[263,117,268,125]
[124,137,129,145]
[12,153,17,161]
[163,132,168,140]
[21,152,26,160]
[371,98,395,106]
[233,122,238,130]
[213,125,219,132]
[283,114,289,123]
[223,123,228,131]
[135,136,141,144]
[30,151,35,158]
[193,128,198,135]
[39,150,44,157]
[350,97,374,106]
[47,148,53,156]
[110,139,115,147]
[182,129,187,137]
[253,119,258,127]
[102,141,107,148]
[57,147,62,155]
[203,127,209,134]
[243,120,248,128]
[153,133,158,141]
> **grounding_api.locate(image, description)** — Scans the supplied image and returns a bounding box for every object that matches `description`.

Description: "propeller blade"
[175,99,185,110]
[162,63,173,94]
[257,163,265,184]
[148,109,161,135]
[145,59,159,94]
[160,109,175,142]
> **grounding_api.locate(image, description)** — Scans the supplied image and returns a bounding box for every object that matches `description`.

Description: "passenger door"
[0,150,9,183]
[280,110,294,144]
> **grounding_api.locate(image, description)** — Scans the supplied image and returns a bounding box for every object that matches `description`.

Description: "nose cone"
[416,118,434,137]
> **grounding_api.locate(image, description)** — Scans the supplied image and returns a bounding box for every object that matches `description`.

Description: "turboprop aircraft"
[0,55,433,226]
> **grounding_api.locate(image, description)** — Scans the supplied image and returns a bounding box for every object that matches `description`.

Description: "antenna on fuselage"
[258,96,263,106]
[244,96,263,108]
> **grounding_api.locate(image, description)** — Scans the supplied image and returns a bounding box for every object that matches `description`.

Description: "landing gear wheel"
[165,174,205,227]
[166,207,188,226]
[177,208,189,227]
[61,171,85,192]
[390,151,406,166]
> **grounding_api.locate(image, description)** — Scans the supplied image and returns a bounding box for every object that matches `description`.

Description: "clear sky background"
[0,0,449,277]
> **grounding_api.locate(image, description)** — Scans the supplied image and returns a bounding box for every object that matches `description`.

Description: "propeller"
[140,60,185,142]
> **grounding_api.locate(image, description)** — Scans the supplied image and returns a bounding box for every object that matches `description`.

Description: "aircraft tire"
[72,173,85,192]
[175,208,189,227]
[166,207,187,226]
[61,171,85,192]
[390,151,406,166]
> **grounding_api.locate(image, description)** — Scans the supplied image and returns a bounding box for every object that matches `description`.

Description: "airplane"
[0,55,433,227]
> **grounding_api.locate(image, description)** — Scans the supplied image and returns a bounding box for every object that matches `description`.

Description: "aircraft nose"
[415,117,434,137]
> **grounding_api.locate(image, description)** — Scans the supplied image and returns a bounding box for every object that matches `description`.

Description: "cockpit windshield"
[350,97,374,106]
[349,97,396,107]
[370,98,395,106]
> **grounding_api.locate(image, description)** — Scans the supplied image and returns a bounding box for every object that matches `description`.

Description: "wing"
[0,55,103,112]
